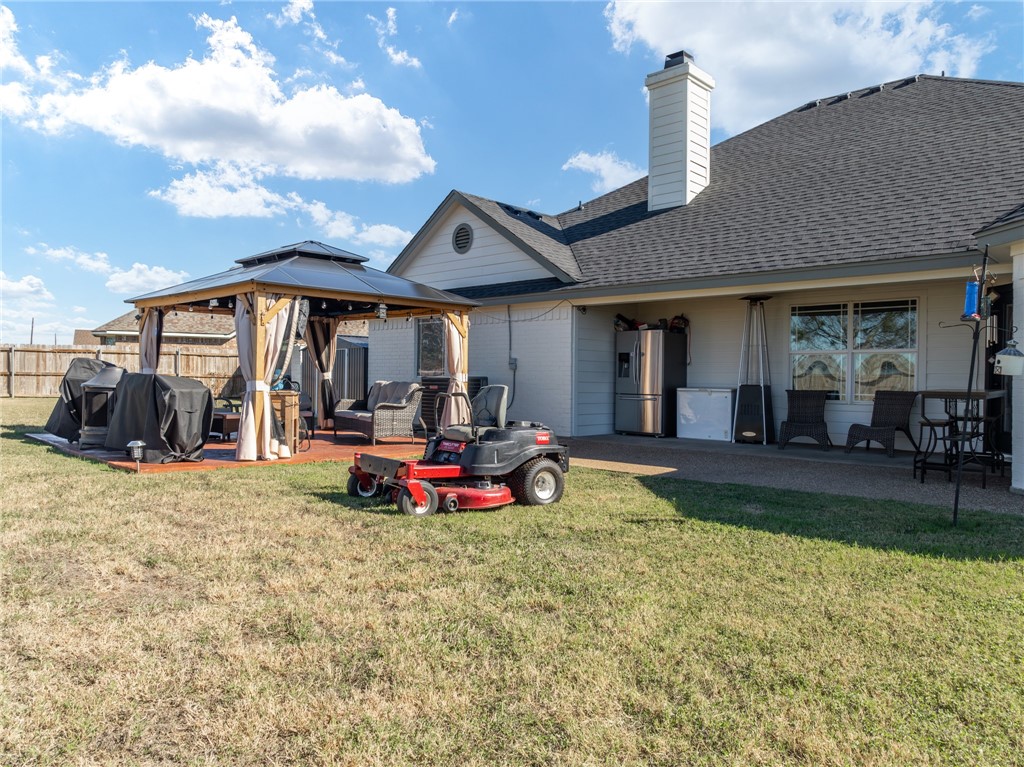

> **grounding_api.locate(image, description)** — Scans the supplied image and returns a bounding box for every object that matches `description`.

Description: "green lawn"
[2,398,1022,766]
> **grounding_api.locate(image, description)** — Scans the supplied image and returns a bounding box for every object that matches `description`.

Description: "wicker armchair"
[332,381,424,445]
[844,390,919,458]
[778,389,831,450]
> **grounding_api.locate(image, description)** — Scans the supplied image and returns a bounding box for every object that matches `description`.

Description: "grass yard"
[1,397,1022,766]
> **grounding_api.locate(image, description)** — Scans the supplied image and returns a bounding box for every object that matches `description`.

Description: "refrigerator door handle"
[634,339,640,386]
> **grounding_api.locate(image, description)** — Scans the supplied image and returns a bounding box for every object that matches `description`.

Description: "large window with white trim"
[790,299,917,402]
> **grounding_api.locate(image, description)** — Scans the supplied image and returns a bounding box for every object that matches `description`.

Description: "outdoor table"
[211,409,241,442]
[915,389,1006,486]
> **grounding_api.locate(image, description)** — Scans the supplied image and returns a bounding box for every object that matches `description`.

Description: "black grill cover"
[104,373,214,463]
[44,358,119,442]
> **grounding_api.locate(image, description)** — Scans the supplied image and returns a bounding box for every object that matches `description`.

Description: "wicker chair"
[778,389,832,451]
[332,381,424,445]
[844,390,919,458]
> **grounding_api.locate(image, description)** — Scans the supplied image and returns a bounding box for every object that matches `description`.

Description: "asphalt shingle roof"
[451,75,1023,297]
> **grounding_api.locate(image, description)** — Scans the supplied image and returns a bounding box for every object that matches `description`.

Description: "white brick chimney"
[645,50,715,211]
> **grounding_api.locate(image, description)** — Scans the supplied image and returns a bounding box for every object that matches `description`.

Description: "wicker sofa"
[332,381,424,445]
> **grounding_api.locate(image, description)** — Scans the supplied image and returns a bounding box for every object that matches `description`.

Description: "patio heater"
[79,366,124,449]
[733,295,776,444]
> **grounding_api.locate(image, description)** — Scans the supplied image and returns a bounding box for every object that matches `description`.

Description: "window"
[416,318,447,376]
[790,299,917,402]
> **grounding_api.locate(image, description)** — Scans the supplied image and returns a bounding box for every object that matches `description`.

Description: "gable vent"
[452,223,473,254]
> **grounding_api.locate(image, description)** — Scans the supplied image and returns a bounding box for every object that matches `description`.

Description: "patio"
[564,434,1019,515]
[28,428,424,475]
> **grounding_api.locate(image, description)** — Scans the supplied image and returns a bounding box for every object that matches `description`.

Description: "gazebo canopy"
[128,240,477,319]
[124,240,476,463]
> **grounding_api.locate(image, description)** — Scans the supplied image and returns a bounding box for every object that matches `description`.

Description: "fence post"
[8,347,14,397]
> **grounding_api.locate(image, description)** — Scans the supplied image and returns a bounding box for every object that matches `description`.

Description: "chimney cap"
[664,50,694,69]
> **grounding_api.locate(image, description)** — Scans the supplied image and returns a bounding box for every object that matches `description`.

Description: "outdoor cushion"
[332,410,372,423]
[364,381,386,411]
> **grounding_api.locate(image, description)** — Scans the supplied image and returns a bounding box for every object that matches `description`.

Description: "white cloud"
[604,1,996,136]
[7,11,434,183]
[0,271,61,343]
[353,223,413,248]
[966,4,990,21]
[26,244,113,274]
[562,150,645,194]
[151,162,413,253]
[368,8,422,68]
[1,271,54,301]
[149,163,296,218]
[105,263,191,295]
[306,200,358,239]
[269,0,314,28]
[447,10,460,28]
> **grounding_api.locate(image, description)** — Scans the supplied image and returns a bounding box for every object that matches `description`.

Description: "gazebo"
[128,241,477,461]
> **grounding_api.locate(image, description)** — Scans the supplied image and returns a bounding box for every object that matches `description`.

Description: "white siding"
[588,279,988,448]
[467,304,573,436]
[398,207,552,289]
[368,304,574,435]
[367,320,416,386]
[572,306,618,436]
[646,62,714,210]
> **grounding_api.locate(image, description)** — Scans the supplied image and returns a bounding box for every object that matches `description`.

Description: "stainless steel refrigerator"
[615,329,687,436]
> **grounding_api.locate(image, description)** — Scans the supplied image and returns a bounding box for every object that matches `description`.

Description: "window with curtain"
[790,299,917,402]
[416,318,447,376]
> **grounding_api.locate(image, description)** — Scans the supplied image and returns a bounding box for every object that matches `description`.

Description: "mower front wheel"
[509,458,565,506]
[347,473,384,498]
[397,482,439,517]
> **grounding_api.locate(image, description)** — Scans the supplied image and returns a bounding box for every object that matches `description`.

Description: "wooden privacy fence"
[1,344,367,402]
[0,346,242,398]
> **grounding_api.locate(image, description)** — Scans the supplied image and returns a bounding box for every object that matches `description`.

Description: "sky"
[1,0,1021,345]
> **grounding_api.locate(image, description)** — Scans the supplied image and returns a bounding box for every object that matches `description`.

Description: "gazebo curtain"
[138,308,164,374]
[304,317,340,429]
[440,313,470,429]
[234,293,294,461]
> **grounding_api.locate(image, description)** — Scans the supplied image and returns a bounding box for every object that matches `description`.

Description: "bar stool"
[915,416,954,482]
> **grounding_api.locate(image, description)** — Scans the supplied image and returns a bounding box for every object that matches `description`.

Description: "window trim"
[789,298,919,403]
[416,317,448,377]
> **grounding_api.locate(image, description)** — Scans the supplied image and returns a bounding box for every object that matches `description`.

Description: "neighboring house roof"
[93,309,368,339]
[94,310,236,338]
[73,329,97,345]
[403,75,1024,300]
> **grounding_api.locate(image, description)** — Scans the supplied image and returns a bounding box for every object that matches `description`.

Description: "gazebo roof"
[128,240,477,318]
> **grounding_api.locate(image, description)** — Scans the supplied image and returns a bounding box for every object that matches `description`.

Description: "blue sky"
[2,0,1021,344]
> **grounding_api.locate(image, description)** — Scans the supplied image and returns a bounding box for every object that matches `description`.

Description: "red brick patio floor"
[27,430,424,474]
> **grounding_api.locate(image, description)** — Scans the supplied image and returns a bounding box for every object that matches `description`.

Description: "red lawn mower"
[347,386,569,516]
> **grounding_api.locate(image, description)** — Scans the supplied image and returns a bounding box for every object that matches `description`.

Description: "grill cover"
[104,373,214,463]
[44,358,120,442]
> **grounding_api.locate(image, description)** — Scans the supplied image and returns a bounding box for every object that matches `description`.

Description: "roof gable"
[390,191,583,284]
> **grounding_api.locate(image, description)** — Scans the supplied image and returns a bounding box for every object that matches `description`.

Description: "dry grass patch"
[2,398,1022,766]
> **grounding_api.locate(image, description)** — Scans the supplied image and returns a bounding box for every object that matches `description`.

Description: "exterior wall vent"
[452,223,473,254]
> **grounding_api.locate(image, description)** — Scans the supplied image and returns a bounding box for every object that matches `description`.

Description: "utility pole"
[29,318,35,345]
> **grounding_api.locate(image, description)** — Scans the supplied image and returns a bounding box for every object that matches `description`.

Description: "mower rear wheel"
[397,482,439,517]
[509,458,564,506]
[347,473,384,498]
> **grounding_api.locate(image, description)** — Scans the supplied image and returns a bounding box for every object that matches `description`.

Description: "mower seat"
[442,385,508,442]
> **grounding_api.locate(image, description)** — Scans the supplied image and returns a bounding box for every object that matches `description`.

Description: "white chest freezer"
[676,388,736,441]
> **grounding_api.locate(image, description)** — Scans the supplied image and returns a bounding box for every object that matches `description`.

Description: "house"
[372,52,1024,492]
[91,309,238,348]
